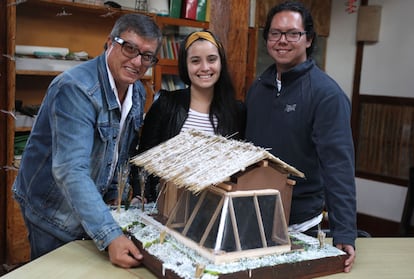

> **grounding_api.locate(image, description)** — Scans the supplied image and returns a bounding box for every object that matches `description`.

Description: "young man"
[245,1,357,272]
[12,14,161,268]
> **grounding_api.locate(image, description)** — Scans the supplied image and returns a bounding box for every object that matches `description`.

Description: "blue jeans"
[20,205,66,260]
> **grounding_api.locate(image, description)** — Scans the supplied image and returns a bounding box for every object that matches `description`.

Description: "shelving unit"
[153,16,209,93]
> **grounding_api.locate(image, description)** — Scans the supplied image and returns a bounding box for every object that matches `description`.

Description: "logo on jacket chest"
[284,104,297,113]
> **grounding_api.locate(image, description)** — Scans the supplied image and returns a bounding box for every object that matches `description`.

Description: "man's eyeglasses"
[113,37,158,66]
[268,30,307,42]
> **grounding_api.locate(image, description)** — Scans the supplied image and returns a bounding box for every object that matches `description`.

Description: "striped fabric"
[181,109,217,135]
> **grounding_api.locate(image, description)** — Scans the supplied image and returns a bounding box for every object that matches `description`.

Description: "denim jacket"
[13,52,145,250]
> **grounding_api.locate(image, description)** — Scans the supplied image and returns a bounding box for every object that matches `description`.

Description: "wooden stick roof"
[131,130,304,193]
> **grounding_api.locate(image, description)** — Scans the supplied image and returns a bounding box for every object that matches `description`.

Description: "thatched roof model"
[131,130,304,193]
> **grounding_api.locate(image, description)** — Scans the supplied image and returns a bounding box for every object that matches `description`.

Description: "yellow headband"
[185,31,219,50]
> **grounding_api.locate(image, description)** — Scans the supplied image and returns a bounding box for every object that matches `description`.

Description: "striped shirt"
[181,109,217,135]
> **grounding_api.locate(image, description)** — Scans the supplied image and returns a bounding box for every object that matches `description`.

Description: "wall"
[325,0,412,223]
[360,0,414,98]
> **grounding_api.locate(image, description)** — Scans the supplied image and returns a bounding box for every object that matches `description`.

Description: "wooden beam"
[0,0,7,264]
[209,0,250,100]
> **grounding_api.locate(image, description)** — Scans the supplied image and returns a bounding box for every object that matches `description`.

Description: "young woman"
[133,30,245,202]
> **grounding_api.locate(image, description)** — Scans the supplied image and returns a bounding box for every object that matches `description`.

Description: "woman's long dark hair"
[178,30,242,138]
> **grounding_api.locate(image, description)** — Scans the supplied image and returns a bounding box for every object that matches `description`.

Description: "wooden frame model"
[131,130,305,264]
[164,186,291,264]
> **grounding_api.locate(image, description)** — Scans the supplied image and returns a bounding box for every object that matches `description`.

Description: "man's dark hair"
[263,1,316,58]
[105,13,162,52]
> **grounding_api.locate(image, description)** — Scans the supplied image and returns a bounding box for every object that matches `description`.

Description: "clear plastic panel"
[167,188,290,254]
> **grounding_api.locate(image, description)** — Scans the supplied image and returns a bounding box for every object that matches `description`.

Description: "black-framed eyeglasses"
[268,30,307,42]
[113,37,158,66]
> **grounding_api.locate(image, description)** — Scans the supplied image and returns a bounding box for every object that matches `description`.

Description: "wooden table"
[3,238,414,278]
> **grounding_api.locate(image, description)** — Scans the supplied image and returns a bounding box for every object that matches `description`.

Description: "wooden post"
[0,0,7,264]
[209,0,250,100]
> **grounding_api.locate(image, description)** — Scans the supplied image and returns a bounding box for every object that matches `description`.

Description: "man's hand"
[336,243,355,273]
[107,234,143,268]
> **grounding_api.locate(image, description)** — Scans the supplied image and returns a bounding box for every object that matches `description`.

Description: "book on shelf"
[169,0,183,18]
[181,0,208,21]
[196,0,207,21]
[170,37,179,59]
[181,0,197,20]
[160,37,168,59]
[205,0,210,22]
[166,36,175,59]
[161,75,186,91]
[161,35,172,59]
[161,34,187,59]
